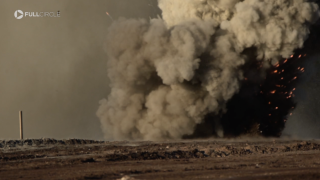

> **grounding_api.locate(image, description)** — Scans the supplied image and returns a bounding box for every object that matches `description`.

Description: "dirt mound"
[0,138,104,148]
[107,149,206,161]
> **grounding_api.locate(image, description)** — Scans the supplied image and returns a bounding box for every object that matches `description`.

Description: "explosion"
[219,53,308,138]
[97,0,320,140]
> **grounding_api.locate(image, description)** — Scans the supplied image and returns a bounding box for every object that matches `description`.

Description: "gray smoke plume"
[97,0,320,140]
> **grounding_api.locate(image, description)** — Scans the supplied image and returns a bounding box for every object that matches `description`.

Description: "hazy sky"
[0,0,160,140]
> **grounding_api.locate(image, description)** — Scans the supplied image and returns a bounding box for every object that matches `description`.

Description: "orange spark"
[106,12,114,21]
[270,90,276,94]
[275,107,278,110]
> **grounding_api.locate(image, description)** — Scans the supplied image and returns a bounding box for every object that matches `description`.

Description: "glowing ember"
[106,12,114,21]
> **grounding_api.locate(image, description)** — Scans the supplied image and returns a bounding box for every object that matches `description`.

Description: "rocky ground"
[1,138,320,180]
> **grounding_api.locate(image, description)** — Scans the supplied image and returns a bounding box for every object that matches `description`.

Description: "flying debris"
[106,12,114,21]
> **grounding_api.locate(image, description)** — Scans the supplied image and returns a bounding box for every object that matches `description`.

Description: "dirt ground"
[1,138,320,180]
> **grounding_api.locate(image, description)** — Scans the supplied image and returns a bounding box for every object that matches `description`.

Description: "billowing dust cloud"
[97,0,320,140]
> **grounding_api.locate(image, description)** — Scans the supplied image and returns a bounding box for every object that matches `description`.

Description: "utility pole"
[19,111,23,140]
